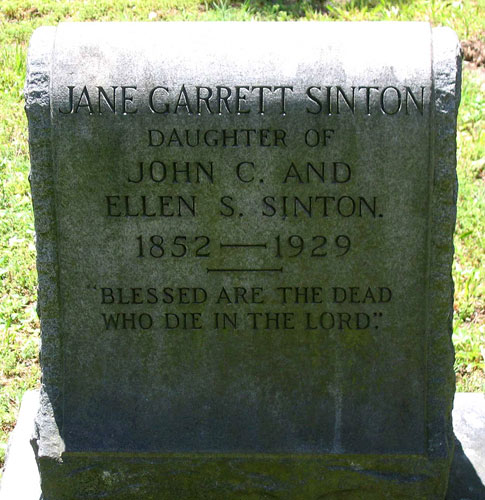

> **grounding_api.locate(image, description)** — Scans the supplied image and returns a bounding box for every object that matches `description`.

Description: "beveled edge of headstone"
[24,25,65,461]
[427,26,462,463]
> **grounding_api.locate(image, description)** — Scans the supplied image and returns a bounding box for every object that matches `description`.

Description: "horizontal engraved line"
[206,268,283,273]
[220,243,267,249]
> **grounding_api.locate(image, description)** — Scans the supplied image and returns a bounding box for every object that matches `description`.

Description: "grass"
[0,0,484,468]
[454,66,484,392]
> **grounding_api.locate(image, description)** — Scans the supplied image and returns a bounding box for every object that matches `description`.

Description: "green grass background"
[0,0,484,467]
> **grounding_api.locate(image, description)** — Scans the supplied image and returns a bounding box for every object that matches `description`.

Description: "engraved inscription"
[58,84,428,116]
[57,81,426,336]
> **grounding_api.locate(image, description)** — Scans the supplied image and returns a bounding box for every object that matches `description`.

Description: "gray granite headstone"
[25,22,461,499]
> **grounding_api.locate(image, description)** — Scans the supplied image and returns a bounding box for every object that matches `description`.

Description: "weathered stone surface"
[3,391,483,499]
[25,22,461,498]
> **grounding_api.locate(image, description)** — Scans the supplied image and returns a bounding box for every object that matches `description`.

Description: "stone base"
[446,393,485,500]
[1,391,484,500]
[0,391,41,500]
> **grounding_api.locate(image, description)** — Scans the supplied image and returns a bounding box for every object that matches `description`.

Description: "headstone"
[25,22,461,499]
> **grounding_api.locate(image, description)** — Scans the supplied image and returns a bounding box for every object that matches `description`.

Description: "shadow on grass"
[223,0,412,17]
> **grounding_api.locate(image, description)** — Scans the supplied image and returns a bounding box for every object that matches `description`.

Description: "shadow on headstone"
[447,436,485,500]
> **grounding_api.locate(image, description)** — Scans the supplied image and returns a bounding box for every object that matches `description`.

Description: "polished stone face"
[26,22,460,498]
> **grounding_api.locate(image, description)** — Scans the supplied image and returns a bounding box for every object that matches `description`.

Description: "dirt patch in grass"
[462,35,485,68]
